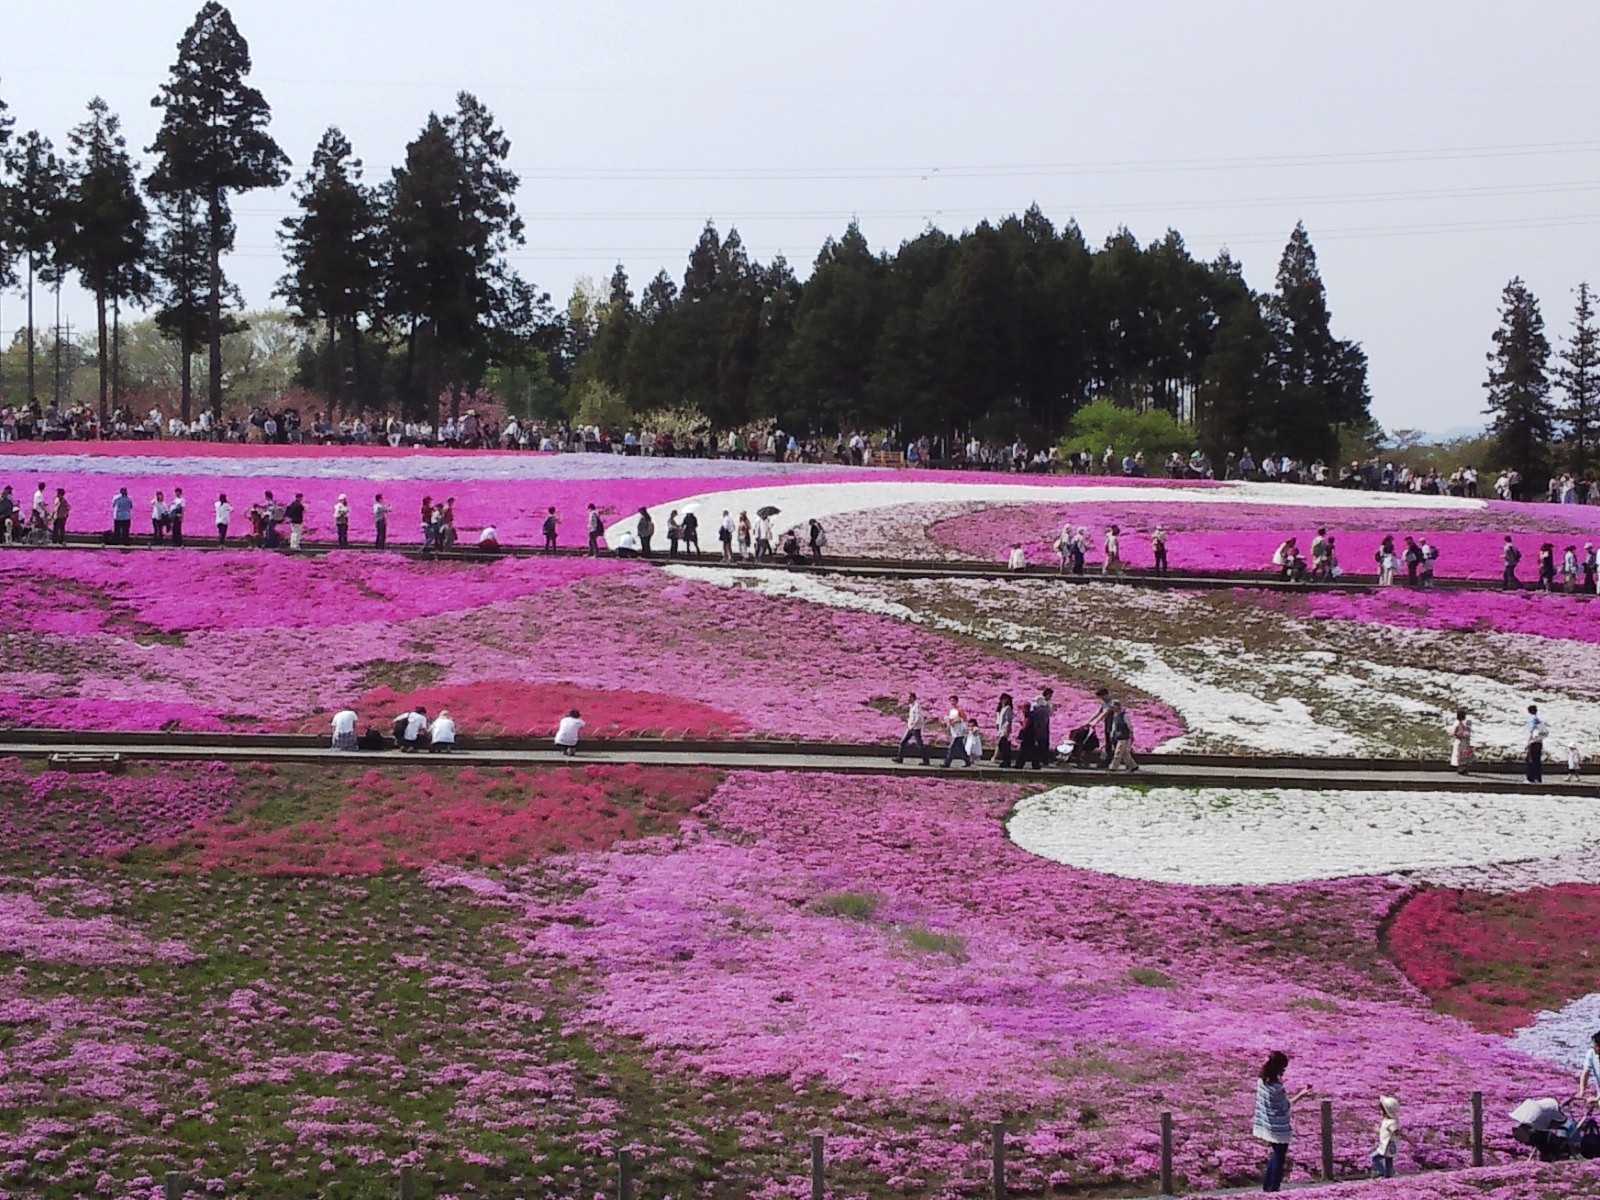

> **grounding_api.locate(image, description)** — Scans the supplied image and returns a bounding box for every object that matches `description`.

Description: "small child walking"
[1371,1095,1399,1178]
[1569,743,1583,780]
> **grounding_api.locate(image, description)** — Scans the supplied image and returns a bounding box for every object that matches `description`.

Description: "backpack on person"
[543,515,556,537]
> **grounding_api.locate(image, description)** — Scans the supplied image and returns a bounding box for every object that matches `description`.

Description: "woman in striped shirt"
[1253,1050,1313,1192]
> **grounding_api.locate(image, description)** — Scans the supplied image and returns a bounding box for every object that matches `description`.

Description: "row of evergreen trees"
[1485,279,1600,480]
[573,215,1370,461]
[0,2,544,426]
[2,1,1374,460]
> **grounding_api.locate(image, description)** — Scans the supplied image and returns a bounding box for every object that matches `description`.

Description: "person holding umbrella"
[756,506,780,559]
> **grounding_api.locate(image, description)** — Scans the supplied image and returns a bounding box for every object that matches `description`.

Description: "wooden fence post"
[619,1147,633,1200]
[1320,1099,1334,1181]
[398,1164,415,1200]
[991,1120,1005,1200]
[1160,1111,1174,1195]
[1472,1091,1484,1167]
[810,1134,824,1200]
[164,1173,185,1200]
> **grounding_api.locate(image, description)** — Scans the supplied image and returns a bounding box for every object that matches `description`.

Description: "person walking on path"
[1015,701,1036,768]
[1376,535,1396,587]
[894,693,930,765]
[719,510,735,561]
[667,510,683,558]
[215,494,232,546]
[995,693,1015,768]
[49,488,69,545]
[1450,708,1474,774]
[542,506,560,553]
[111,490,131,545]
[808,518,827,563]
[1029,687,1055,768]
[168,488,186,546]
[1371,1096,1400,1179]
[373,494,390,549]
[586,503,603,556]
[682,509,701,556]
[1418,537,1437,588]
[555,709,585,756]
[1253,1050,1312,1193]
[1538,543,1557,591]
[942,696,972,767]
[1054,522,1073,574]
[1526,704,1548,783]
[737,511,753,560]
[150,490,169,545]
[1502,536,1522,590]
[1151,526,1168,576]
[333,494,350,548]
[636,507,655,558]
[1102,525,1123,577]
[1107,701,1139,772]
[285,493,307,551]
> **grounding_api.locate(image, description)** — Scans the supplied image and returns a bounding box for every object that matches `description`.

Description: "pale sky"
[6,0,1599,435]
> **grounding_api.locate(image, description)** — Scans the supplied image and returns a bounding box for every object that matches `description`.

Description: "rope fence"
[149,1090,1510,1199]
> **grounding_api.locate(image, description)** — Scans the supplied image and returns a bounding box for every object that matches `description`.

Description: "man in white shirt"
[893,692,930,765]
[943,696,972,768]
[399,707,428,753]
[331,708,358,751]
[1526,704,1547,784]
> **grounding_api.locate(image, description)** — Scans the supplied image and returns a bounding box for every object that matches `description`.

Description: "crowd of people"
[892,685,1138,773]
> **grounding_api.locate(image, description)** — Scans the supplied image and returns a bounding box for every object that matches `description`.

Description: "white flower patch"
[1507,993,1600,1067]
[607,479,1484,546]
[1007,786,1600,886]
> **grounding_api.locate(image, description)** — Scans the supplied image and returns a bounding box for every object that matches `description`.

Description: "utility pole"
[53,278,62,407]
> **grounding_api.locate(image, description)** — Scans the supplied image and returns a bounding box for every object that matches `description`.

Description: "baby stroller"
[1060,725,1101,768]
[1510,1098,1600,1161]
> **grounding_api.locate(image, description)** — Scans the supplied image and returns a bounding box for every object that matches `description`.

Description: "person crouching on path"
[555,709,585,757]
[1253,1050,1313,1193]
[943,696,972,767]
[428,709,456,753]
[398,706,428,752]
[894,692,930,765]
[331,707,359,751]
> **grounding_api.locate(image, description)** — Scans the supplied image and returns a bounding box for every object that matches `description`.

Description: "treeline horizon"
[38,0,1600,468]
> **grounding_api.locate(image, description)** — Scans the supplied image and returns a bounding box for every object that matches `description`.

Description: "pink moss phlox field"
[180,763,721,875]
[0,759,239,858]
[932,500,1600,579]
[0,548,632,634]
[1297,587,1600,644]
[0,552,1184,745]
[469,771,1552,1188]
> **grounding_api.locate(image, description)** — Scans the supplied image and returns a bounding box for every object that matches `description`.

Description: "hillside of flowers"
[0,447,1595,1199]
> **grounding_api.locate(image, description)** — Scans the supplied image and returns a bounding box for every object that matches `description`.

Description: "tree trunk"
[207,189,224,422]
[327,315,339,423]
[53,278,62,408]
[111,296,121,416]
[25,256,35,405]
[96,288,109,425]
[181,327,194,429]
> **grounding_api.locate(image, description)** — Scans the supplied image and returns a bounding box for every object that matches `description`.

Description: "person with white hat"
[333,494,350,547]
[1370,1095,1399,1178]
